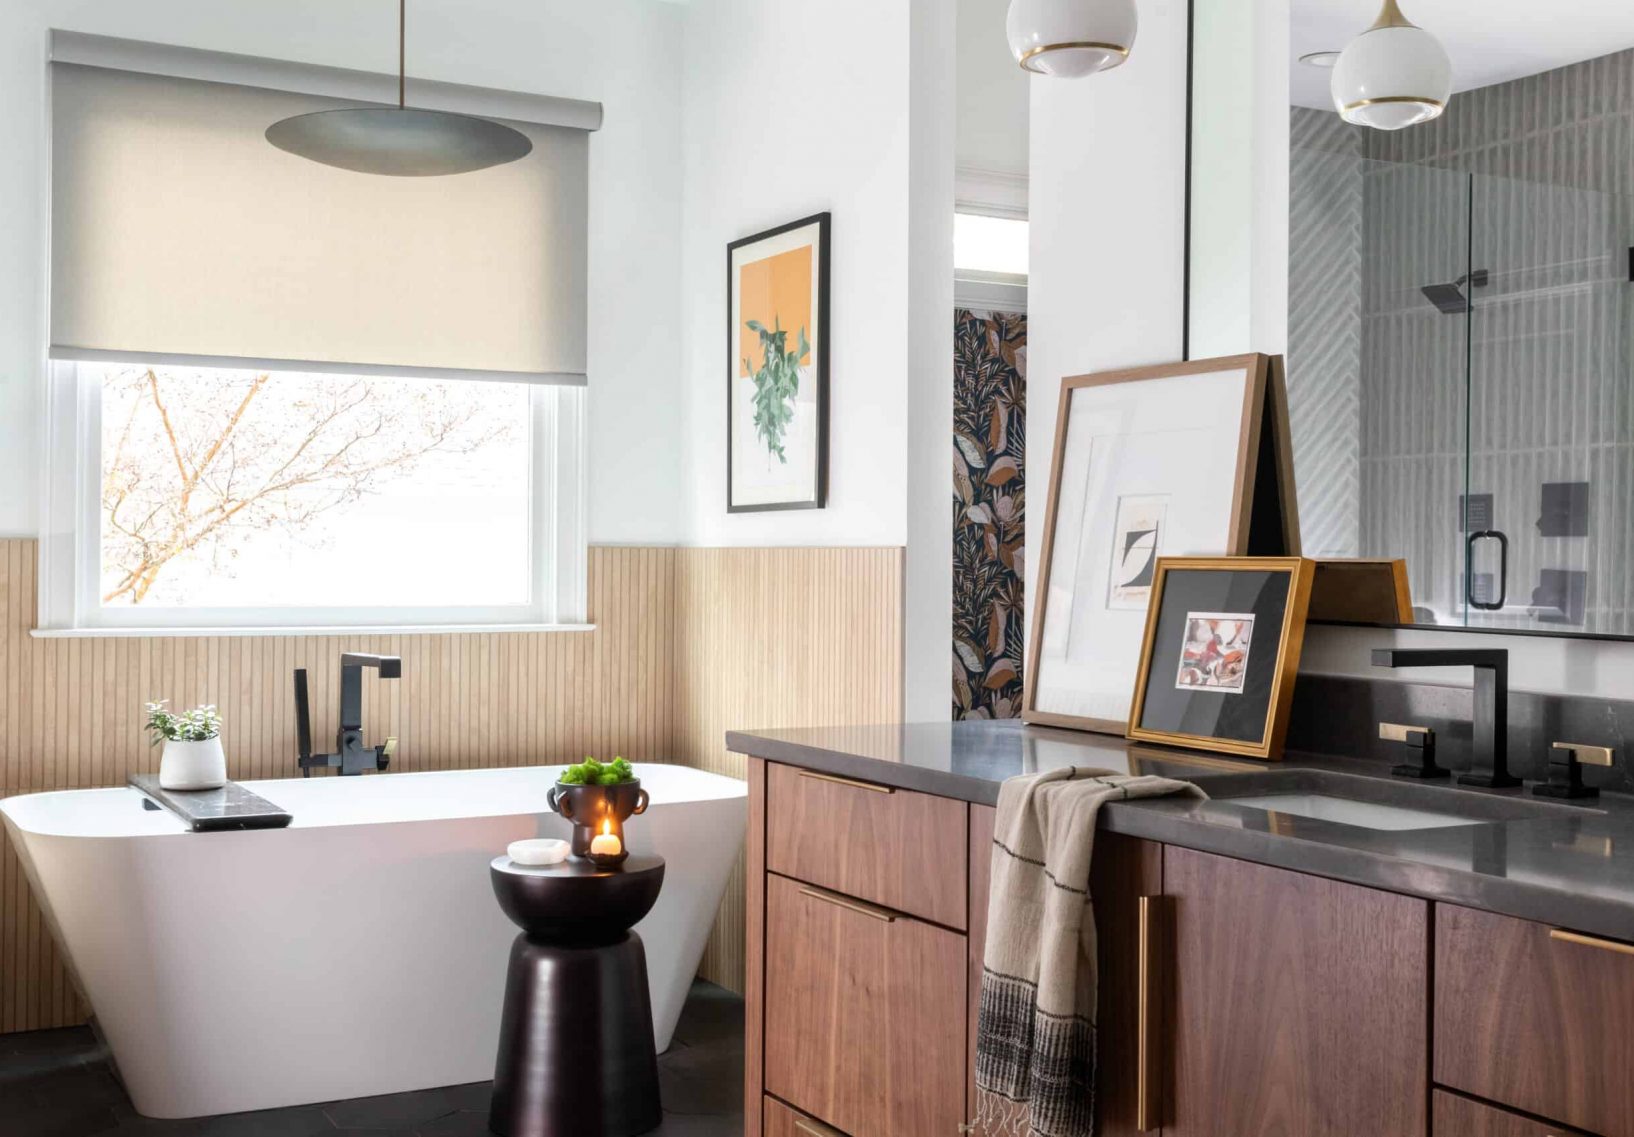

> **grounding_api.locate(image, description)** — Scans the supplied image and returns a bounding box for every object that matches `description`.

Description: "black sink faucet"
[293,653,402,776]
[1370,648,1518,788]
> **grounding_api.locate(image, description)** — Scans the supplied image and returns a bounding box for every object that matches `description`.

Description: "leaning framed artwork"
[1023,353,1290,734]
[726,212,830,512]
[1126,556,1315,760]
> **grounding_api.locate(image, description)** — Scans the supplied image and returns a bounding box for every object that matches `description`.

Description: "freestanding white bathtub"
[0,763,746,1119]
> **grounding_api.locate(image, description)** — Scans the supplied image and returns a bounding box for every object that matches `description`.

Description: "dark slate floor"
[0,981,744,1137]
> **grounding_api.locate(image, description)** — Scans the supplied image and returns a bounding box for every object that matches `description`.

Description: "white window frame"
[36,359,588,636]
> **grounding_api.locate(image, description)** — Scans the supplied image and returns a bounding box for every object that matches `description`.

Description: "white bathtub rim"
[0,762,746,839]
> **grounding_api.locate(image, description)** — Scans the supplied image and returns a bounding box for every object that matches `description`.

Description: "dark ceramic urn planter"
[546,779,649,867]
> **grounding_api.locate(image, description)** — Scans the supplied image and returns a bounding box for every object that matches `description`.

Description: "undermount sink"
[1192,768,1594,833]
[1226,792,1484,831]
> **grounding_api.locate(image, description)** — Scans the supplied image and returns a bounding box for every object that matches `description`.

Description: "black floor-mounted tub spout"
[294,652,402,776]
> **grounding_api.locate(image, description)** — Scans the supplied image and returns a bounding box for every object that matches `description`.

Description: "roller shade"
[50,37,595,384]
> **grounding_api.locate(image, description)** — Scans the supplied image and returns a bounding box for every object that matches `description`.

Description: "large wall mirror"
[1190,0,1634,639]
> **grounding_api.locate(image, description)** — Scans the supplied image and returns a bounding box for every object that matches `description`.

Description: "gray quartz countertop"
[726,719,1634,943]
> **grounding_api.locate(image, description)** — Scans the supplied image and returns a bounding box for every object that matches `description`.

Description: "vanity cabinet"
[1437,904,1634,1137]
[1164,847,1429,1137]
[745,759,1159,1137]
[763,872,966,1136]
[741,752,1622,1137]
[1434,1091,1595,1137]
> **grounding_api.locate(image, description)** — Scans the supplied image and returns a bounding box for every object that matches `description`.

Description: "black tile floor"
[0,981,743,1137]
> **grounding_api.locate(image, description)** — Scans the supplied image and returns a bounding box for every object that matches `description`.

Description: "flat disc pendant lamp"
[265,0,532,175]
[1331,0,1451,131]
[1006,0,1138,78]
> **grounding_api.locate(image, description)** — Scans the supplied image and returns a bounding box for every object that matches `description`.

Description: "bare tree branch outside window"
[100,367,518,606]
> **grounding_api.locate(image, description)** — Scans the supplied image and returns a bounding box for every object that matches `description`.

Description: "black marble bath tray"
[128,775,293,832]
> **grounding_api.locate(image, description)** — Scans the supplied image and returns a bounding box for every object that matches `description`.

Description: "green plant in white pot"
[145,701,226,791]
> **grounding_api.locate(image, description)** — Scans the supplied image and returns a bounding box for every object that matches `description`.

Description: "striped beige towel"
[975,767,1203,1137]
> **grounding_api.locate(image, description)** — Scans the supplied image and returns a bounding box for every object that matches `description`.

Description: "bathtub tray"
[128,775,293,832]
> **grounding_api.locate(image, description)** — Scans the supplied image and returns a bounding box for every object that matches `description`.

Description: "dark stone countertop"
[725,719,1634,943]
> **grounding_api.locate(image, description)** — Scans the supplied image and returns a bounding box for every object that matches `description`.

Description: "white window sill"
[31,623,597,639]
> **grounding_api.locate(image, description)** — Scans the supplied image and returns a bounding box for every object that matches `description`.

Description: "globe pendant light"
[266,0,532,176]
[1330,0,1452,131]
[1006,0,1138,78]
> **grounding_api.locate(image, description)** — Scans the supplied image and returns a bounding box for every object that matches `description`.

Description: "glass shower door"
[1464,172,1633,634]
[1350,157,1474,625]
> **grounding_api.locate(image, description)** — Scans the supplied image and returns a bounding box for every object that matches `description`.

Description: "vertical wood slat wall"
[673,547,905,990]
[0,539,903,1034]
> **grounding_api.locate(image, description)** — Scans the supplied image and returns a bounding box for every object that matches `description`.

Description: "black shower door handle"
[1467,529,1509,610]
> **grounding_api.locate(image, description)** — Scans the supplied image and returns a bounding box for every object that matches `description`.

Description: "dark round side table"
[488,854,666,1137]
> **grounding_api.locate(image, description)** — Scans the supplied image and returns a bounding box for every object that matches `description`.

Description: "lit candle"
[589,819,622,858]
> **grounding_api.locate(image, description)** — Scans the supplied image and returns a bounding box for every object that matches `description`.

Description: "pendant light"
[1006,0,1138,78]
[1330,0,1451,131]
[266,0,532,176]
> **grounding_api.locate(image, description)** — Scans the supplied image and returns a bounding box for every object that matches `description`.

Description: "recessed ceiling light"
[1299,50,1342,68]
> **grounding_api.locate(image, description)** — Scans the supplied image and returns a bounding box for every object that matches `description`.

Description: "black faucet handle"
[1380,722,1449,779]
[1535,742,1613,799]
[375,737,397,772]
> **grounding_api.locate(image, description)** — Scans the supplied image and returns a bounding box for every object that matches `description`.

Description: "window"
[38,36,599,633]
[954,213,1030,275]
[41,362,584,631]
[954,212,1029,312]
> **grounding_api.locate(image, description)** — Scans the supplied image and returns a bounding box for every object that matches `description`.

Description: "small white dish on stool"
[507,838,570,866]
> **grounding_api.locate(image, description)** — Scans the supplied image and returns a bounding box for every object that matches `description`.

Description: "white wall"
[674,0,953,718]
[1187,0,1290,358]
[0,0,684,545]
[957,0,1029,178]
[1024,3,1192,642]
[676,0,915,550]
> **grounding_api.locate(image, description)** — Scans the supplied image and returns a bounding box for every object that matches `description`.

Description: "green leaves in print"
[953,309,1026,720]
[744,317,808,463]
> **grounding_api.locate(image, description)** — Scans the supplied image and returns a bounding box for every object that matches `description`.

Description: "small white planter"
[158,736,227,791]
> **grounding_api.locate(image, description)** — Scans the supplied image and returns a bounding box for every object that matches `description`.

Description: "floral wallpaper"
[953,308,1026,719]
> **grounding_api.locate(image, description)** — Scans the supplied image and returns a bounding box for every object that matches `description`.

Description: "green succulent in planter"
[558,756,636,786]
[144,700,222,746]
[744,317,808,464]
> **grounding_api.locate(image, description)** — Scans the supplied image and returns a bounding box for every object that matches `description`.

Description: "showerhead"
[1420,269,1489,315]
[1421,282,1469,314]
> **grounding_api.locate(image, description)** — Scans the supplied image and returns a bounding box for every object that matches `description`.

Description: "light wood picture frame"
[1308,558,1413,625]
[1024,353,1292,735]
[1126,556,1316,761]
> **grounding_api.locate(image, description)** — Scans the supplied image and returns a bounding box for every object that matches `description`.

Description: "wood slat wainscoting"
[0,540,904,1033]
[674,547,905,993]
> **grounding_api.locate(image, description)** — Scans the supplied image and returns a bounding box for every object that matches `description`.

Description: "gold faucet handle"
[1552,742,1613,767]
[1379,722,1434,744]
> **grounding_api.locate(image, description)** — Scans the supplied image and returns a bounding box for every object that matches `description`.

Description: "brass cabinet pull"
[1136,895,1163,1132]
[797,769,895,794]
[799,885,896,923]
[793,1117,843,1137]
[1549,928,1634,957]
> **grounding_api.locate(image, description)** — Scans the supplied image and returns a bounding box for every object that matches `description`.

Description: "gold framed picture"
[1023,353,1296,735]
[1126,556,1315,761]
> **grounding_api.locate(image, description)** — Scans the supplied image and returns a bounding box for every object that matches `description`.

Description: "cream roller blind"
[51,50,592,383]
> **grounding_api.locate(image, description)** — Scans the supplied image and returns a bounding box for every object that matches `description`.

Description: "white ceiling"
[1291,0,1634,110]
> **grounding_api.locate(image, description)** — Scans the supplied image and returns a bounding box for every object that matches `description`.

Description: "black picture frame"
[725,212,830,513]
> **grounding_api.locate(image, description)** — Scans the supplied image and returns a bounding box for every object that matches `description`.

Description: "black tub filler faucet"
[293,653,401,776]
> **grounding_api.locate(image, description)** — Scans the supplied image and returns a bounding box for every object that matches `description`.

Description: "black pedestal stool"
[488,854,665,1137]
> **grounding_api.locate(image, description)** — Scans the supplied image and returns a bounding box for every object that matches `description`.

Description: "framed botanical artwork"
[1023,353,1293,734]
[1126,556,1315,760]
[727,213,830,512]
